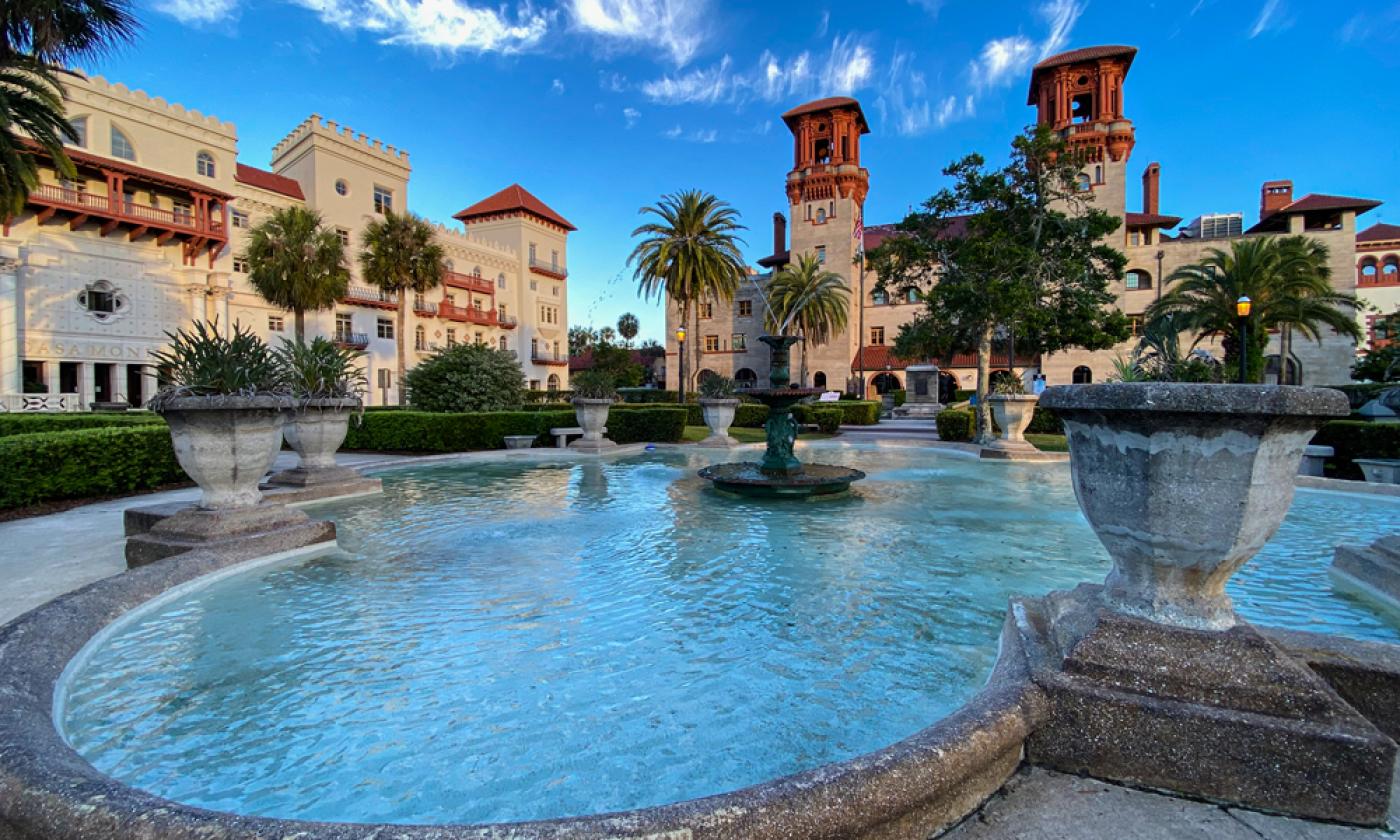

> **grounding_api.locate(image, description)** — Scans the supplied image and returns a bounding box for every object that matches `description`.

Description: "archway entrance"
[870,372,902,395]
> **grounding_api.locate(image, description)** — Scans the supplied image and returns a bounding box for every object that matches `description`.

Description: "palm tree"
[617,312,639,345]
[245,206,349,342]
[765,253,850,386]
[360,210,446,404]
[0,0,138,214]
[1145,236,1361,383]
[629,190,747,396]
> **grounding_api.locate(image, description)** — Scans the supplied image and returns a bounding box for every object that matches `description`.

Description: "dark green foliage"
[342,407,686,452]
[936,409,976,442]
[811,408,842,434]
[0,426,185,509]
[1311,421,1400,480]
[699,375,736,399]
[825,400,879,425]
[618,388,677,403]
[570,369,618,400]
[1025,407,1063,435]
[1325,383,1394,410]
[891,389,907,407]
[0,412,162,437]
[1352,344,1400,383]
[276,336,365,399]
[245,206,349,340]
[954,389,975,402]
[404,343,525,412]
[523,389,574,404]
[148,320,284,405]
[588,343,645,387]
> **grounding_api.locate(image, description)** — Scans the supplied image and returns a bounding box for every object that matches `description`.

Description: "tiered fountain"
[698,335,865,498]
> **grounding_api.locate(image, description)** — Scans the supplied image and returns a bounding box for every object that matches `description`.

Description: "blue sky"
[92,0,1400,343]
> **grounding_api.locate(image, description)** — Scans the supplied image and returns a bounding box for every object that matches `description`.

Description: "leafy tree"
[403,343,523,412]
[1145,236,1361,383]
[629,189,747,395]
[588,341,644,387]
[568,325,598,356]
[360,210,447,404]
[598,325,617,344]
[617,312,640,345]
[868,126,1129,444]
[245,206,349,342]
[0,0,137,215]
[765,252,850,386]
[1352,312,1400,382]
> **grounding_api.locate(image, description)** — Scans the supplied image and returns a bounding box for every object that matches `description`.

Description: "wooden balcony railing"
[342,285,399,309]
[438,302,498,326]
[27,183,225,236]
[444,271,495,295]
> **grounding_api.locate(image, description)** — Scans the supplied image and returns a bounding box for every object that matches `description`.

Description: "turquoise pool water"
[59,443,1400,825]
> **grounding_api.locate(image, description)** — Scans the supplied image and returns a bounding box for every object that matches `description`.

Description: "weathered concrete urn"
[698,398,741,447]
[986,394,1038,453]
[269,397,361,487]
[154,395,290,509]
[1040,383,1348,630]
[570,397,617,452]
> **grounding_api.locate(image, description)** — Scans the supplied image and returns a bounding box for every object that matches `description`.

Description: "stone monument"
[895,364,943,418]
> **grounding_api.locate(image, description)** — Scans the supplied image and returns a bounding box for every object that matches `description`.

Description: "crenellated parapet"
[66,70,237,146]
[427,219,517,271]
[270,114,410,173]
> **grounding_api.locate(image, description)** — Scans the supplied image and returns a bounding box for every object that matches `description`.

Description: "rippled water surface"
[60,443,1400,825]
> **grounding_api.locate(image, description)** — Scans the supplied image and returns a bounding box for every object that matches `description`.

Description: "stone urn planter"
[268,398,362,487]
[986,393,1038,452]
[698,398,741,447]
[153,395,291,510]
[570,397,617,452]
[1039,382,1349,630]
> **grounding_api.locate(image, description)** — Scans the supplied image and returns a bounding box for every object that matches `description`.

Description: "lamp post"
[675,326,687,404]
[1236,296,1252,384]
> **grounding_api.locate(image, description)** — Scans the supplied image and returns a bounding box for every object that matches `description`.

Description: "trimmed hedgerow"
[1311,421,1400,480]
[0,413,164,438]
[1025,407,1063,435]
[341,407,686,452]
[0,426,186,509]
[936,409,976,442]
[811,408,843,434]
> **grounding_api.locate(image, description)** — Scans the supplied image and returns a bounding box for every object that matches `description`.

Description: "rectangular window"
[414,293,426,310]
[816,245,826,264]
[553,286,560,297]
[232,257,249,273]
[738,299,753,317]
[231,209,250,229]
[732,333,746,351]
[335,313,353,340]
[336,228,350,249]
[699,302,713,319]
[475,332,484,345]
[529,279,538,291]
[529,243,537,262]
[906,288,919,304]
[1128,314,1144,337]
[551,250,559,270]
[268,315,284,332]
[373,186,393,214]
[446,329,457,347]
[499,336,508,351]
[414,327,426,350]
[377,318,394,339]
[1129,231,1142,247]
[445,293,456,306]
[871,326,885,345]
[498,274,506,289]
[872,289,888,305]
[704,335,720,352]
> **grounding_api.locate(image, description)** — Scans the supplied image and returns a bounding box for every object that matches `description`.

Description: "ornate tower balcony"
[1028,45,1138,163]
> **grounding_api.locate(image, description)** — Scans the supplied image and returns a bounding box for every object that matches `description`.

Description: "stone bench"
[503,435,536,450]
[1356,458,1400,485]
[1298,444,1333,477]
[549,426,606,448]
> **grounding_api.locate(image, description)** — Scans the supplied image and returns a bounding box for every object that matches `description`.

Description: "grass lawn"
[1026,433,1068,452]
[681,426,835,444]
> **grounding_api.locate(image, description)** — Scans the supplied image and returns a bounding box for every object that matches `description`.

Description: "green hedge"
[1311,421,1400,480]
[0,412,164,438]
[891,389,907,407]
[618,388,679,403]
[1025,407,1063,435]
[0,426,186,509]
[342,407,686,453]
[811,408,842,434]
[937,409,975,442]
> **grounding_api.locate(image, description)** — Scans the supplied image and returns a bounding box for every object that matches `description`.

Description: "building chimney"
[1260,180,1294,219]
[1142,162,1161,216]
[772,212,787,256]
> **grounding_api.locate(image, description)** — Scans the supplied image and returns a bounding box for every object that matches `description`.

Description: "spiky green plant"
[698,374,736,399]
[275,336,366,400]
[148,321,284,409]
[570,369,618,401]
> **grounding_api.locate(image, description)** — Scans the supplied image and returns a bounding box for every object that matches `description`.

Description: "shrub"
[936,409,975,442]
[1311,421,1400,480]
[606,407,686,443]
[831,400,880,426]
[404,343,525,412]
[954,389,975,403]
[811,408,842,434]
[276,336,366,399]
[571,370,618,400]
[148,320,285,408]
[341,407,686,452]
[699,375,737,399]
[891,389,907,407]
[618,388,677,403]
[0,413,164,438]
[1025,406,1063,435]
[523,389,573,404]
[0,426,186,509]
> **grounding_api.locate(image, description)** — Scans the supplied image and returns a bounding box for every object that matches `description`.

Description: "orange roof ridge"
[454,183,576,231]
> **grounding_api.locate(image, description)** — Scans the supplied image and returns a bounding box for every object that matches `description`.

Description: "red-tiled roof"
[852,345,1036,371]
[25,138,234,199]
[1124,211,1182,229]
[757,249,789,268]
[453,183,576,231]
[1027,45,1137,104]
[781,96,869,132]
[1358,223,1400,245]
[234,164,304,200]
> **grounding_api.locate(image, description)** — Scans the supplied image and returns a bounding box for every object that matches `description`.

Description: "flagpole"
[855,206,866,398]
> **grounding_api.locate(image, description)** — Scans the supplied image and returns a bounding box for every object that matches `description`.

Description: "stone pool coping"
[0,529,1045,839]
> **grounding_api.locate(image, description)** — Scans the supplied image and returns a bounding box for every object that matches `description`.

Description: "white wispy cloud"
[873,49,932,136]
[623,106,641,128]
[288,0,551,52]
[908,0,945,17]
[152,0,238,24]
[968,0,1082,91]
[641,35,874,106]
[1249,0,1290,37]
[567,0,707,66]
[551,78,565,94]
[815,10,829,38]
[662,124,683,139]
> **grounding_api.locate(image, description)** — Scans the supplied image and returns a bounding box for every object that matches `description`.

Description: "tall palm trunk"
[799,332,808,387]
[396,292,407,405]
[973,325,994,446]
[294,308,306,343]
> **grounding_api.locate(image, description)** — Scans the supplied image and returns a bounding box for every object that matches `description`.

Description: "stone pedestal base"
[895,401,943,419]
[696,434,739,447]
[267,464,361,487]
[125,504,335,569]
[1009,585,1396,825]
[263,466,383,504]
[1333,536,1400,612]
[569,437,617,453]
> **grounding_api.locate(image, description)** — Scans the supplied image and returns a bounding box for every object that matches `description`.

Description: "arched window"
[444,259,455,272]
[473,266,482,277]
[1384,256,1399,278]
[498,273,507,288]
[110,125,135,161]
[1359,258,1378,283]
[66,116,88,147]
[1075,173,1091,192]
[1265,354,1301,385]
[1125,269,1152,290]
[871,372,902,395]
[547,373,560,391]
[815,207,827,223]
[196,152,215,178]
[1072,365,1093,384]
[696,369,717,387]
[498,336,508,351]
[734,368,758,389]
[813,371,827,389]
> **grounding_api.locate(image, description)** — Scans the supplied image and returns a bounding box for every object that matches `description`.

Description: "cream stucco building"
[1,73,574,410]
[665,45,1381,396]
